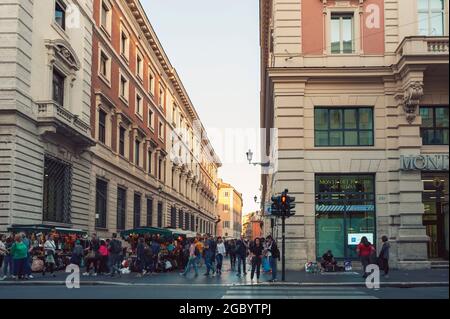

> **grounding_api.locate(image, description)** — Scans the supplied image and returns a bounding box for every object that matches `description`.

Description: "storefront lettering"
[400,154,449,171]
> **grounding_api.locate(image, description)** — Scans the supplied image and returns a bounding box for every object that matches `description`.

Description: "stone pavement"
[1,263,448,287]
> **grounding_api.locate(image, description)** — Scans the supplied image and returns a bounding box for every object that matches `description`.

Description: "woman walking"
[249,238,263,282]
[1,235,14,280]
[378,235,390,279]
[42,234,56,277]
[0,235,6,280]
[11,234,28,280]
[98,240,109,275]
[215,237,226,275]
[356,236,375,278]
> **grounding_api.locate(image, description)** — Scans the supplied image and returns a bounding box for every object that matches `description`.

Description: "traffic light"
[270,189,296,217]
[271,195,281,216]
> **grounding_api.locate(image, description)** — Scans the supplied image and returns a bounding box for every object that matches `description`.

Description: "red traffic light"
[281,195,287,204]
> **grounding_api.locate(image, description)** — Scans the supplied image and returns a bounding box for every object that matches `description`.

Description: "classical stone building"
[90,0,221,237]
[260,0,449,270]
[217,180,243,239]
[0,0,95,232]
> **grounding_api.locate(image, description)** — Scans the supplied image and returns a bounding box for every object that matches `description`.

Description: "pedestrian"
[151,236,160,273]
[203,235,215,276]
[180,239,199,277]
[98,240,109,275]
[235,236,247,277]
[228,239,236,271]
[108,233,123,277]
[249,238,263,282]
[136,237,147,277]
[1,235,14,280]
[265,235,280,282]
[0,235,6,280]
[42,234,56,277]
[356,236,375,278]
[378,235,390,279]
[70,240,84,267]
[195,238,204,268]
[11,234,28,280]
[215,237,226,275]
[84,233,100,276]
[21,233,34,279]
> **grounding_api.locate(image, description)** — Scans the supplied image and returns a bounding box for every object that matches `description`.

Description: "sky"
[142,0,262,215]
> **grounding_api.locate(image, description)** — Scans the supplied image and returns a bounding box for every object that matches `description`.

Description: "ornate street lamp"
[246,149,270,167]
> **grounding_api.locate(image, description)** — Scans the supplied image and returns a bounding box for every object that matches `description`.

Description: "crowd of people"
[0,231,281,282]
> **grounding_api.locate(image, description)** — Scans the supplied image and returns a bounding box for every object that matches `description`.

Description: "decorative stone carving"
[402,82,424,124]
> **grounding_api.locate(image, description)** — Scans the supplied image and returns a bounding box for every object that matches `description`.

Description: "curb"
[0,281,448,288]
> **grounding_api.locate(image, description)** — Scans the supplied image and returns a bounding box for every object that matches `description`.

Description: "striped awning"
[315,204,375,212]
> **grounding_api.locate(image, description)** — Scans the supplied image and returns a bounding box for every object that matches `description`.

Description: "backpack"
[271,244,280,259]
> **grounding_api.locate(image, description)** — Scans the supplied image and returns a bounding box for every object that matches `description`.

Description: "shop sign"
[315,204,375,212]
[348,233,374,246]
[400,154,449,171]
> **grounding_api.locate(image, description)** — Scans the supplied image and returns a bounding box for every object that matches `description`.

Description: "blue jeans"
[13,258,26,277]
[237,255,246,274]
[182,256,198,276]
[205,252,213,274]
[2,255,13,276]
[24,253,32,276]
[216,254,223,272]
[269,256,277,280]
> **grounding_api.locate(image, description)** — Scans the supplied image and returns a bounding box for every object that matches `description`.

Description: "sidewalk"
[1,266,448,288]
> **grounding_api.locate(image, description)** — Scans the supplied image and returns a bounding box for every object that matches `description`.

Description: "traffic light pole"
[281,213,286,282]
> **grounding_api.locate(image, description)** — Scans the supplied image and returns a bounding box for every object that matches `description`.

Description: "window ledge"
[99,73,111,88]
[120,53,129,65]
[100,25,112,40]
[136,114,144,122]
[119,95,129,106]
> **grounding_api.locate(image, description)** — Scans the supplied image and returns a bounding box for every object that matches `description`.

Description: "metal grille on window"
[171,206,177,228]
[43,155,72,224]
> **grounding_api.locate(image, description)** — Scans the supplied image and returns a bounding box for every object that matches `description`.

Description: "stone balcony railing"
[396,36,449,58]
[37,101,95,147]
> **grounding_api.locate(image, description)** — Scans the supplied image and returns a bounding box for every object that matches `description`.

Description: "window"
[172,105,177,125]
[55,0,66,30]
[119,73,129,102]
[95,179,108,229]
[314,107,374,146]
[190,215,195,232]
[135,139,140,166]
[99,49,111,82]
[315,175,375,259]
[98,109,106,144]
[159,122,164,140]
[224,191,229,197]
[148,109,154,129]
[418,0,445,36]
[157,202,163,228]
[178,210,183,229]
[420,106,449,145]
[136,51,143,80]
[136,94,143,117]
[223,204,229,211]
[223,221,230,228]
[149,70,155,95]
[331,14,354,54]
[119,126,126,156]
[147,198,153,227]
[147,149,152,174]
[158,158,163,181]
[43,156,72,224]
[133,193,141,228]
[185,213,190,231]
[159,86,164,107]
[117,187,126,231]
[120,26,130,60]
[52,68,65,106]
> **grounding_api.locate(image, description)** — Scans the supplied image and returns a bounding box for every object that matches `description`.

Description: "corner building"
[90,0,220,237]
[260,0,449,270]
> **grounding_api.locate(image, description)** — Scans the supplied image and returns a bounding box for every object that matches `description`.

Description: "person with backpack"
[235,236,248,277]
[108,233,122,277]
[180,239,199,277]
[378,235,390,279]
[264,235,280,282]
[356,236,376,278]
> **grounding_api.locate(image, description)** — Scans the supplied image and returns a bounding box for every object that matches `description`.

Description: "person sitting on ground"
[320,250,338,272]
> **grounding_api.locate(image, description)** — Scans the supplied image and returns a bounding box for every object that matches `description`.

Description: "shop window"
[418,0,445,36]
[315,107,373,147]
[95,179,108,229]
[133,193,141,228]
[331,13,354,54]
[43,155,72,224]
[420,106,449,145]
[117,187,126,231]
[315,175,375,260]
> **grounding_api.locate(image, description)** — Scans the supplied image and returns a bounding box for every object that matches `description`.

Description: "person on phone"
[249,238,263,282]
[356,236,375,278]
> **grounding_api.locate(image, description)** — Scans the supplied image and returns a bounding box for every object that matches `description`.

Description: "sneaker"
[28,275,34,279]
[82,272,90,276]
[0,276,5,281]
[92,273,97,277]
[180,273,186,276]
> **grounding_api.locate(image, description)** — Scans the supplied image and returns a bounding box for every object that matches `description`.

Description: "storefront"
[315,174,376,260]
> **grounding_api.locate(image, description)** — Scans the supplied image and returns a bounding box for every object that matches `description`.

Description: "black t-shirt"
[322,253,334,263]
[250,244,263,257]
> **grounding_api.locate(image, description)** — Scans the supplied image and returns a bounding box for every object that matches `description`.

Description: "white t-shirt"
[0,241,6,256]
[216,242,226,256]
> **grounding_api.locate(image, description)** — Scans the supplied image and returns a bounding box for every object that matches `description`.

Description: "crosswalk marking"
[221,286,378,299]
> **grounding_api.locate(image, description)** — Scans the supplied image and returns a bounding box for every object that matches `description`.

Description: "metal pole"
[282,214,286,281]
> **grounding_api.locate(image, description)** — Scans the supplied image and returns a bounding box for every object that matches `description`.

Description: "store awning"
[119,227,173,238]
[167,228,198,238]
[7,224,87,235]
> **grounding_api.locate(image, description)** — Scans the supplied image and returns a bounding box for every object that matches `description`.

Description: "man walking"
[108,233,122,277]
[235,236,248,277]
[265,235,280,282]
[180,239,199,277]
[203,235,215,276]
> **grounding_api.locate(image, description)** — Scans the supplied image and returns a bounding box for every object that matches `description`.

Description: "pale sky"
[142,0,262,215]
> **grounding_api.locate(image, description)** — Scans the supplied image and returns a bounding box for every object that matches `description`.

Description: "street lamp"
[254,195,258,203]
[246,149,270,167]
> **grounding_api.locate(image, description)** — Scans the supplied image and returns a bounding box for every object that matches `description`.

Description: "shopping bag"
[262,257,271,272]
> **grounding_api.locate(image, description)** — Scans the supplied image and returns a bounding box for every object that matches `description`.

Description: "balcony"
[396,36,449,69]
[37,101,95,148]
